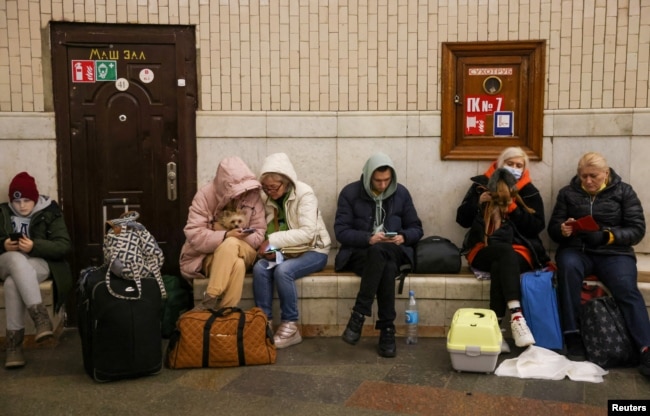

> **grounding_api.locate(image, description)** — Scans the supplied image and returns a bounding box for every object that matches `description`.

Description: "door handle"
[167,162,178,201]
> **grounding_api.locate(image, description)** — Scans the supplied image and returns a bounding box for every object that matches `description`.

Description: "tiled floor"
[2,329,649,416]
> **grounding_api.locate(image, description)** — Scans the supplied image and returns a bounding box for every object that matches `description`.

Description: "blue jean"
[556,248,650,349]
[252,251,328,322]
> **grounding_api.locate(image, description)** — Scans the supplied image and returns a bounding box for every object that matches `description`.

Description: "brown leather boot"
[5,329,25,369]
[27,303,53,343]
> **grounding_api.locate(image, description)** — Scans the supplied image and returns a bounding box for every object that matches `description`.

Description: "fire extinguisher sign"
[71,60,95,83]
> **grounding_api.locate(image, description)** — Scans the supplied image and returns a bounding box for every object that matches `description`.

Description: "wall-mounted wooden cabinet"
[441,40,546,161]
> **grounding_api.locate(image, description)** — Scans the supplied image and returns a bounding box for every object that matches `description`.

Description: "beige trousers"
[202,237,257,307]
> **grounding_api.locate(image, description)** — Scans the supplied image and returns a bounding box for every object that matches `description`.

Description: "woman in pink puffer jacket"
[180,156,266,310]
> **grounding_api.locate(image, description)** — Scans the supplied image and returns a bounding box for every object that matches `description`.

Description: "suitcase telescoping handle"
[102,197,131,206]
[102,198,131,236]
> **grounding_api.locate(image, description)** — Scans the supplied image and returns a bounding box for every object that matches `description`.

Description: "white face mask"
[503,166,523,181]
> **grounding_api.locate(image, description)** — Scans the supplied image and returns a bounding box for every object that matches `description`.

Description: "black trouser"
[470,242,531,318]
[343,243,407,329]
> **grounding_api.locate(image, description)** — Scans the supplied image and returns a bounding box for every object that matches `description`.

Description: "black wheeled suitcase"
[77,265,163,382]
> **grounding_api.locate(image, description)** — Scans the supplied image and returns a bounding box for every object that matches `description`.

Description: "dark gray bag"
[580,296,639,368]
[413,236,461,274]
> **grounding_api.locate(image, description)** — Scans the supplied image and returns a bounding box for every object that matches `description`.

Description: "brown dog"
[483,168,535,244]
[212,209,247,231]
[486,180,514,232]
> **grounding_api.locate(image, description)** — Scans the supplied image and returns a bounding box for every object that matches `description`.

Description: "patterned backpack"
[580,296,638,368]
[103,211,167,300]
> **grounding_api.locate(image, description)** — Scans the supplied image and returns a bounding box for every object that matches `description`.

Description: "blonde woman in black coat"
[548,152,650,377]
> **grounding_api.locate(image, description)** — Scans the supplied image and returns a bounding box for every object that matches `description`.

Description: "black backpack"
[413,236,461,274]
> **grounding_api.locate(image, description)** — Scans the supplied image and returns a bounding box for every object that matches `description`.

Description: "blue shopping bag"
[520,269,563,350]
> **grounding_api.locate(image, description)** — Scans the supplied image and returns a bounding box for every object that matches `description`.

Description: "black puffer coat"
[547,168,645,257]
[456,172,550,268]
[334,181,423,271]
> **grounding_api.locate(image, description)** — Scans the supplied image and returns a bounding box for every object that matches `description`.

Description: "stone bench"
[0,279,65,347]
[1,268,646,345]
[191,267,650,338]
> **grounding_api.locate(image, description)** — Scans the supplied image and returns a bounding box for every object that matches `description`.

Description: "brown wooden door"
[50,23,197,286]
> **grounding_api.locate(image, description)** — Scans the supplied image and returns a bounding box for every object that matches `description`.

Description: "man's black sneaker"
[377,327,397,358]
[342,311,365,345]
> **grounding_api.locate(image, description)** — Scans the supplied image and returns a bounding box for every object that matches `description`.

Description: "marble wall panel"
[0,140,58,202]
[4,110,650,264]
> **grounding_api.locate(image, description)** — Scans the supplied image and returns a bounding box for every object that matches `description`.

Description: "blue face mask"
[503,166,523,181]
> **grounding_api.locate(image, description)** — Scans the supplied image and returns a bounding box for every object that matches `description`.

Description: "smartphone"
[263,248,277,254]
[9,232,23,241]
[242,228,255,233]
[384,232,398,238]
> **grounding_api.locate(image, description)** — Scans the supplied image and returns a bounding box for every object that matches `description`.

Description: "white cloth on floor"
[495,345,608,383]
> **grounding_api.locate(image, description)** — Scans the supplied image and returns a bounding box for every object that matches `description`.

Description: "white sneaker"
[274,321,303,349]
[511,317,535,347]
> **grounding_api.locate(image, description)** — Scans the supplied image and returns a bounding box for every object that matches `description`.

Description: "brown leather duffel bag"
[166,306,276,368]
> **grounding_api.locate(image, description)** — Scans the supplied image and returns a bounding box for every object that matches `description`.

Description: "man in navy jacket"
[335,152,423,357]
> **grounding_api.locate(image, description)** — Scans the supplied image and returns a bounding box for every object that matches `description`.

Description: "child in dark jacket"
[0,172,72,368]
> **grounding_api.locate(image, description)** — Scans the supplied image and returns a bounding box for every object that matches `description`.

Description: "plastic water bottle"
[405,290,418,344]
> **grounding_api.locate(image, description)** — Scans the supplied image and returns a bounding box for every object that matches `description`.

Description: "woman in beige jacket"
[254,153,331,348]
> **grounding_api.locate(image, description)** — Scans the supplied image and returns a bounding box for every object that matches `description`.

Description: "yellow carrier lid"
[447,308,502,354]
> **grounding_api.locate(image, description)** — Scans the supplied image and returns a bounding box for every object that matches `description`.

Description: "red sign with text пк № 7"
[465,95,504,135]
